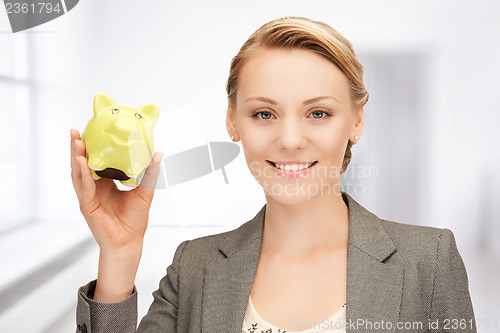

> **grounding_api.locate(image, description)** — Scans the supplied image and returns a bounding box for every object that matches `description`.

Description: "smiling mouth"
[266,160,318,169]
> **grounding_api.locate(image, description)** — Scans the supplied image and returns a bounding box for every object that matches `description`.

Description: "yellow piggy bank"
[81,93,159,187]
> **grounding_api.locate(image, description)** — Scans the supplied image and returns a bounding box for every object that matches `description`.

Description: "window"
[0,18,33,233]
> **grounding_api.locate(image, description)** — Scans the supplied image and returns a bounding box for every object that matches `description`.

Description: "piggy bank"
[81,93,159,187]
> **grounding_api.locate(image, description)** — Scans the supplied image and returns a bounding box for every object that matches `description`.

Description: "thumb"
[138,151,164,190]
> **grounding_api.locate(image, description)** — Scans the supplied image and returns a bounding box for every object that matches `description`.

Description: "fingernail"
[154,152,164,164]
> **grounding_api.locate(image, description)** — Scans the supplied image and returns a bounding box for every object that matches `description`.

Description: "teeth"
[275,162,313,171]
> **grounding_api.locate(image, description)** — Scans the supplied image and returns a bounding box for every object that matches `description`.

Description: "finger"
[137,152,164,192]
[72,136,85,190]
[71,151,83,195]
[95,176,118,194]
[71,138,83,200]
[76,155,97,211]
[70,129,81,169]
[74,138,87,164]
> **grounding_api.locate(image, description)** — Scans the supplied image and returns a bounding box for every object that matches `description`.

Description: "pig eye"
[112,108,119,114]
[134,113,143,119]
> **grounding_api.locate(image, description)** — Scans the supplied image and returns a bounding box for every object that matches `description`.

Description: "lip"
[270,160,316,165]
[266,160,318,178]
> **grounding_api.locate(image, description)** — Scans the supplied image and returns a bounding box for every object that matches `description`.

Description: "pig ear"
[138,103,159,123]
[93,93,116,115]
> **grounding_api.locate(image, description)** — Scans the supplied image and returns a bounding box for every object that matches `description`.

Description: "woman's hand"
[70,128,163,255]
[71,128,164,302]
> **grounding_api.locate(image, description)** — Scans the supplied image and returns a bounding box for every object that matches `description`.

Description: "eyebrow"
[244,95,339,105]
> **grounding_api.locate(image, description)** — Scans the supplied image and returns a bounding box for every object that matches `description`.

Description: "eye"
[112,108,119,114]
[251,111,274,120]
[310,110,332,119]
[134,113,143,119]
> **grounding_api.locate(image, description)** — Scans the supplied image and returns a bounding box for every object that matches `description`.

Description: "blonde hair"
[226,16,369,174]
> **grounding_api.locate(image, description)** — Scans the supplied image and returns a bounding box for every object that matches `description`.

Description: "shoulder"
[380,218,457,248]
[378,218,461,267]
[380,218,443,249]
[378,219,474,320]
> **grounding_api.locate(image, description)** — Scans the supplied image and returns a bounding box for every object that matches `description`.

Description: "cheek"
[239,122,269,156]
[314,123,350,163]
[241,133,262,157]
[320,138,347,166]
[242,143,267,182]
[240,134,266,174]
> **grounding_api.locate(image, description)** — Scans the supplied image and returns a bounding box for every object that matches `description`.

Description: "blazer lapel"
[201,205,265,333]
[201,192,403,333]
[344,192,403,333]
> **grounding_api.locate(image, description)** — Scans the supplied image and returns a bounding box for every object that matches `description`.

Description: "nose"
[109,115,138,140]
[115,116,136,133]
[276,117,306,150]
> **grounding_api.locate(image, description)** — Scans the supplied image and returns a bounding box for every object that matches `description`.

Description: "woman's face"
[226,47,364,204]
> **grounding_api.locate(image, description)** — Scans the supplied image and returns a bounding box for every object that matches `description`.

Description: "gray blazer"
[76,191,477,332]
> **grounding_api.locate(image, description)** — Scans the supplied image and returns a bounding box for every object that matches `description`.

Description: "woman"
[71,16,476,333]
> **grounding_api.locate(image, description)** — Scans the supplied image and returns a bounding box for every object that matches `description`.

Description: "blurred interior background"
[1,0,499,331]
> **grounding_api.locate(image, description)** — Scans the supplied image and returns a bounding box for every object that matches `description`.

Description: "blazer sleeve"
[428,228,477,333]
[75,239,190,333]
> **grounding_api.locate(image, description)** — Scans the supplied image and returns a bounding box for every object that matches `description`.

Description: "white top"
[241,295,347,333]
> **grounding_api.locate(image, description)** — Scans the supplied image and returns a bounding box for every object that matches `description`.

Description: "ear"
[226,100,238,141]
[351,107,365,141]
[93,93,116,115]
[138,103,159,125]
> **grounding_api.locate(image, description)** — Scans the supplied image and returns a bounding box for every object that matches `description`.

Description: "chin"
[262,184,318,204]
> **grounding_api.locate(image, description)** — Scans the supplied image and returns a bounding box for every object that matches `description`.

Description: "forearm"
[94,243,143,303]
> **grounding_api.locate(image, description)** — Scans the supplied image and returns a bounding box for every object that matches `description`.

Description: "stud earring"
[230,135,235,141]
[354,135,359,141]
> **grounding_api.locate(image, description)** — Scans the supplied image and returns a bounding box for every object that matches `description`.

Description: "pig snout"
[108,116,138,141]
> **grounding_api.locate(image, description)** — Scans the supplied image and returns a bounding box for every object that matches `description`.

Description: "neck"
[261,190,349,256]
